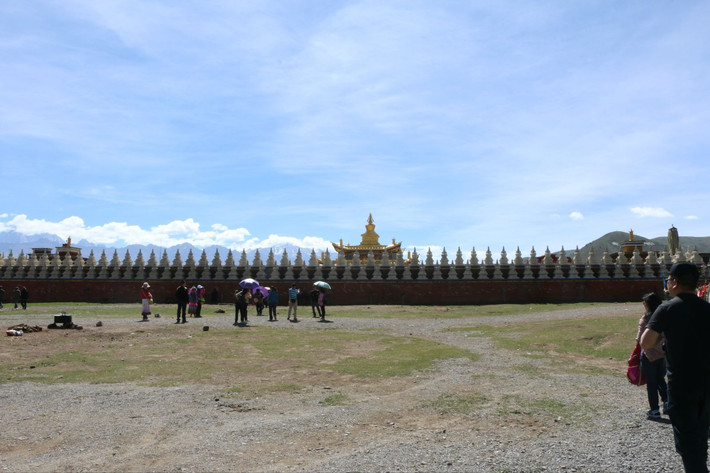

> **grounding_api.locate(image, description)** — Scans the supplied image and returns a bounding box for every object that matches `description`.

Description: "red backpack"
[626,343,646,386]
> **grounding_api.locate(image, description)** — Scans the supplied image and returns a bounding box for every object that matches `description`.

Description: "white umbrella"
[239,278,260,289]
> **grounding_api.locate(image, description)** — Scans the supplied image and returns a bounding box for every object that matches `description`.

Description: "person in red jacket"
[140,282,153,321]
[195,284,205,318]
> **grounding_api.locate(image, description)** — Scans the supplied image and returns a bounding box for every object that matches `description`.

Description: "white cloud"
[0,214,330,250]
[685,215,699,220]
[569,211,584,220]
[630,207,673,218]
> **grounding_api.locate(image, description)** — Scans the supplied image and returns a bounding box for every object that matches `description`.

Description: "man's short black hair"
[669,262,700,289]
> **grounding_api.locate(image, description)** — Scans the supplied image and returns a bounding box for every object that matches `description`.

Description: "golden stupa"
[619,229,646,257]
[332,214,402,262]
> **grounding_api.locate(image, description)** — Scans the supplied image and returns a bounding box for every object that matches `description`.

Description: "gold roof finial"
[361,214,380,246]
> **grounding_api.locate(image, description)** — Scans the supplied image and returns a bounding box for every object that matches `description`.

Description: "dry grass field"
[0,302,683,472]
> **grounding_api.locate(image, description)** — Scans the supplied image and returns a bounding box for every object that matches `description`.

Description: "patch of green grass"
[7,302,626,322]
[498,394,583,421]
[0,325,478,386]
[0,303,233,322]
[513,362,548,378]
[461,315,637,362]
[330,303,611,319]
[332,337,479,377]
[222,383,305,398]
[425,392,490,416]
[319,392,350,406]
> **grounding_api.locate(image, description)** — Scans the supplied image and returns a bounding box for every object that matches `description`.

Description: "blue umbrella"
[314,281,331,290]
[239,278,260,289]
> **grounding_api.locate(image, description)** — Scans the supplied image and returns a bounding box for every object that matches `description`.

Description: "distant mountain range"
[1,230,709,262]
[0,231,326,263]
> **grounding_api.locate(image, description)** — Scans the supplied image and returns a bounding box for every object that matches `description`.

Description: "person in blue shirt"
[267,287,279,321]
[287,284,300,322]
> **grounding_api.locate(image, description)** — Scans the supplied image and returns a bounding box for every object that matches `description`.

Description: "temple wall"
[0,246,705,305]
[0,278,663,305]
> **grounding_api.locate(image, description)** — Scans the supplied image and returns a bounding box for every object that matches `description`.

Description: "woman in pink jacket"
[635,292,668,418]
[188,286,198,318]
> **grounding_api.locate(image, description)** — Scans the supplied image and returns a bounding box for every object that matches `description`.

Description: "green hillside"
[575,232,710,258]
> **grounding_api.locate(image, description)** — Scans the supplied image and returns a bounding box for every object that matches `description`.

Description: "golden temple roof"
[332,214,402,255]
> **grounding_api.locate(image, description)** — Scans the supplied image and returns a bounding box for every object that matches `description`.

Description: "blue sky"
[1,1,709,256]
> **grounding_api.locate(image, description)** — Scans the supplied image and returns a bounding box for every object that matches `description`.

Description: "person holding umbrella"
[234,288,251,325]
[310,287,321,318]
[235,279,258,326]
[313,281,331,321]
[253,287,265,316]
[318,288,329,321]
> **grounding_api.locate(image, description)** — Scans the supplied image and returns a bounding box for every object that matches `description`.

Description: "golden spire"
[360,214,380,246]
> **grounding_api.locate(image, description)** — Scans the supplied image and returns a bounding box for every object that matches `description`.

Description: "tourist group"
[137,278,330,326]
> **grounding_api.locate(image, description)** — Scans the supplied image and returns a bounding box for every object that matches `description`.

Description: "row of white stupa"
[0,245,707,280]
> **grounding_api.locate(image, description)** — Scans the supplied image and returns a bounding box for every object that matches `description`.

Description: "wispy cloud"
[631,207,674,218]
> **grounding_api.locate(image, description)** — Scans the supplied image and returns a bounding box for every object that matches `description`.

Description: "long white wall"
[1,246,707,281]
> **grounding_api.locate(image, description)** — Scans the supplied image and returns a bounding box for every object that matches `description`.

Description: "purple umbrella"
[239,278,260,289]
[252,286,269,298]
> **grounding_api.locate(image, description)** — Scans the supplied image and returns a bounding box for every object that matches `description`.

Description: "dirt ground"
[0,303,683,472]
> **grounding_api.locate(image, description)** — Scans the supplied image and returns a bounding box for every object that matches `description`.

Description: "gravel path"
[0,304,685,472]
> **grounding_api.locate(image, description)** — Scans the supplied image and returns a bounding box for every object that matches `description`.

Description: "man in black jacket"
[19,286,29,310]
[175,280,189,324]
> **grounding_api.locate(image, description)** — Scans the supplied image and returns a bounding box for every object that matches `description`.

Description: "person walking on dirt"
[267,287,279,321]
[253,289,264,316]
[140,282,153,321]
[310,288,321,318]
[19,286,29,310]
[636,292,668,418]
[195,284,205,318]
[287,284,299,322]
[188,285,198,318]
[175,280,188,324]
[318,288,328,321]
[12,286,21,310]
[234,288,251,325]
